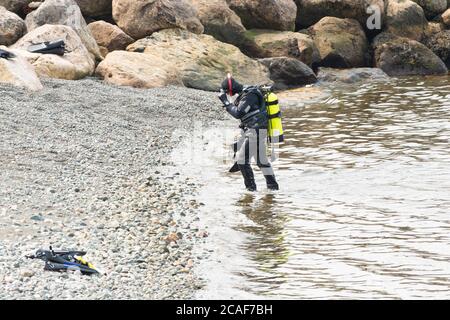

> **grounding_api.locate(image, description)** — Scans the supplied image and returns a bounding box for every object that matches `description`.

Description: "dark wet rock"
[227,0,297,31]
[295,0,386,29]
[411,0,447,19]
[0,0,32,14]
[424,30,450,67]
[75,0,112,17]
[308,17,369,68]
[373,33,448,76]
[318,67,390,83]
[259,57,317,90]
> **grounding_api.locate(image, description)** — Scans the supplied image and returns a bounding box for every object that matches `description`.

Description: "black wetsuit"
[225,87,279,191]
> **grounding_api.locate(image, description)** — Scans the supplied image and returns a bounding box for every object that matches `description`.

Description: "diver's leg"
[237,134,257,192]
[256,129,279,191]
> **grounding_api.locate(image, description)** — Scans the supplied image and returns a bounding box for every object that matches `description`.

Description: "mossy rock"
[373,33,448,75]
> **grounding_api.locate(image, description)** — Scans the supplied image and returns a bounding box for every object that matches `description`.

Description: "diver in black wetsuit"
[218,75,279,192]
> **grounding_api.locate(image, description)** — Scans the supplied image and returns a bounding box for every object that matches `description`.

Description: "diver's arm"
[225,94,259,119]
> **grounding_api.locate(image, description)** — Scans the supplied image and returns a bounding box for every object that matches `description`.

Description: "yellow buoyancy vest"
[265,92,284,143]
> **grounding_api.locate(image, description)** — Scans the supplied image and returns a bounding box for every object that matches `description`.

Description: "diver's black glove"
[218,91,231,107]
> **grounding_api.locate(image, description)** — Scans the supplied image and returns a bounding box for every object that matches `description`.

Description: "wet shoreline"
[192,75,450,300]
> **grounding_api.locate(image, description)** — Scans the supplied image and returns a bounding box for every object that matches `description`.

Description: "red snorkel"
[227,73,233,96]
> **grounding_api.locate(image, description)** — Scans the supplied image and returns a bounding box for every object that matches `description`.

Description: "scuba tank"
[260,85,284,143]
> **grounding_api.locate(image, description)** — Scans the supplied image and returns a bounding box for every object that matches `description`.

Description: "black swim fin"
[229,162,240,173]
[44,261,99,275]
[0,49,16,60]
[28,39,66,56]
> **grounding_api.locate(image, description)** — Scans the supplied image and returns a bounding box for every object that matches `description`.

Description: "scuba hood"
[221,74,244,97]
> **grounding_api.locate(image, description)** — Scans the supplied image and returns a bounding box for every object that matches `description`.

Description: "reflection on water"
[194,76,450,299]
[236,194,290,275]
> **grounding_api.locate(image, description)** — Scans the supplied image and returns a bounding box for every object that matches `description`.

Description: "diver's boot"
[239,165,257,192]
[265,175,279,191]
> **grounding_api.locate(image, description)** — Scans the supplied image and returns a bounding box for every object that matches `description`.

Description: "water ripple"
[196,76,450,299]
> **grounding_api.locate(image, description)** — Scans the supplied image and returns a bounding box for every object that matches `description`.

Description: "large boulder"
[112,0,204,40]
[385,0,428,41]
[424,30,450,67]
[125,28,271,91]
[96,51,182,88]
[442,9,450,27]
[259,57,317,90]
[12,24,95,80]
[25,0,101,60]
[226,0,297,31]
[244,29,320,66]
[411,0,447,19]
[191,0,265,59]
[190,0,247,46]
[295,0,386,29]
[0,6,26,46]
[0,0,31,14]
[373,33,448,76]
[317,67,390,83]
[88,20,134,53]
[74,0,112,17]
[308,17,369,68]
[0,46,43,90]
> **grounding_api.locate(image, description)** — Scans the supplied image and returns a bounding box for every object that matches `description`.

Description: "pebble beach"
[0,78,225,299]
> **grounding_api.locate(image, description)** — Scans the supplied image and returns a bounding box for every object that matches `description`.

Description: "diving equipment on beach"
[26,246,99,275]
[0,49,16,60]
[28,39,66,56]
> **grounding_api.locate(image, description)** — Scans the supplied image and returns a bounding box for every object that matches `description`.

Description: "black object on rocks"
[26,246,99,275]
[0,49,16,60]
[28,39,66,56]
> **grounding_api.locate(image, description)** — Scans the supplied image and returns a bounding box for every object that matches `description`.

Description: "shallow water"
[186,76,450,299]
